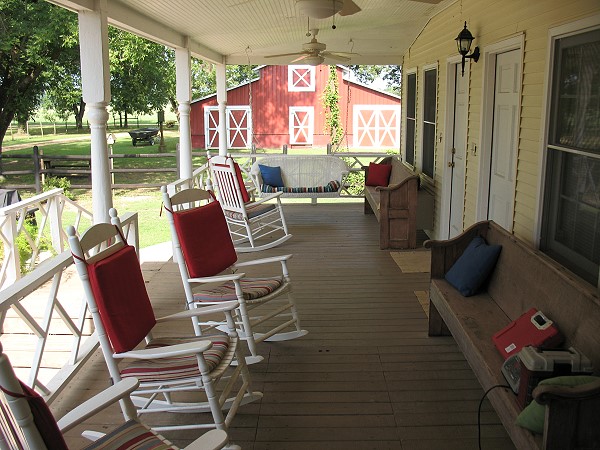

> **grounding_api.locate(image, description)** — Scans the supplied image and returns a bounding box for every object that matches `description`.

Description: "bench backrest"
[251,156,348,187]
[483,222,600,372]
[385,156,414,187]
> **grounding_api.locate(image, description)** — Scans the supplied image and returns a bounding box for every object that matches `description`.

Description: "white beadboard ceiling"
[49,0,456,65]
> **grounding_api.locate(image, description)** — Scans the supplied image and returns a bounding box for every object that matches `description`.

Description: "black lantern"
[455,22,480,76]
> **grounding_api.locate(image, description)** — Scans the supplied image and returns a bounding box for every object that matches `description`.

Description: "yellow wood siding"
[401,0,600,244]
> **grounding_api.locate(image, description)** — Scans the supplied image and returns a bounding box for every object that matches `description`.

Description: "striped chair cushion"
[119,335,229,382]
[193,277,283,303]
[84,419,176,449]
[262,180,341,194]
[223,202,275,220]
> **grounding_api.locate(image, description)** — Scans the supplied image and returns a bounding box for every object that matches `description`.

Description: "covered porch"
[52,201,514,449]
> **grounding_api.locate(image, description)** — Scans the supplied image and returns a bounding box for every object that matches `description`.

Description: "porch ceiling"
[48,0,455,65]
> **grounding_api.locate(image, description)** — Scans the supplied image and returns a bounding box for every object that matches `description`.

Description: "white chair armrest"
[156,301,239,322]
[57,378,139,433]
[188,273,245,284]
[252,192,283,204]
[233,254,292,268]
[185,429,228,450]
[114,341,212,360]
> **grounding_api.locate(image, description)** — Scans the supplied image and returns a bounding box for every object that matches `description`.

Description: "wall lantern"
[455,22,480,76]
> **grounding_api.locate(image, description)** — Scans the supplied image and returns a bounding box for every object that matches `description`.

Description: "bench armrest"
[533,378,600,404]
[424,221,490,278]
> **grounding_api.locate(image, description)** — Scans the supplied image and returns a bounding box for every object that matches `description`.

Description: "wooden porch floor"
[56,201,515,449]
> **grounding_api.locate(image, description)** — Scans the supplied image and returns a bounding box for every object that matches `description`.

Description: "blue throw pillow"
[259,164,284,187]
[445,236,502,296]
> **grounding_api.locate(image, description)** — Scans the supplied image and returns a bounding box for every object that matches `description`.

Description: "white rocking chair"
[0,343,229,449]
[67,209,262,442]
[208,153,292,252]
[161,186,308,365]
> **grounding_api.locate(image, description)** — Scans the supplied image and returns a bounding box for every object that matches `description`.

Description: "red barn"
[190,65,401,150]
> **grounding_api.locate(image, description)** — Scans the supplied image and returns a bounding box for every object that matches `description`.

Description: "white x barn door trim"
[289,106,314,145]
[205,106,252,149]
[353,105,401,148]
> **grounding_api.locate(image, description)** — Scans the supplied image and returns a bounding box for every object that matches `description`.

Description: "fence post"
[175,143,180,176]
[33,146,42,193]
[327,143,332,154]
[283,144,288,154]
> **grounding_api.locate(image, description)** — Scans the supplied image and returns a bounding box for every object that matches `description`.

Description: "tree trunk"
[17,118,27,134]
[124,111,128,128]
[72,97,86,130]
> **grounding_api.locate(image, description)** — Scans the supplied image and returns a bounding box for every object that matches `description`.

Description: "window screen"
[422,69,437,178]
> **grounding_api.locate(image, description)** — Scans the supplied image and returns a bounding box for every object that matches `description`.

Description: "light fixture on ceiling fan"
[265,28,359,66]
[295,0,361,19]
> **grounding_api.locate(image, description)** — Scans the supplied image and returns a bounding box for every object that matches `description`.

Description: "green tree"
[108,27,174,127]
[348,65,402,95]
[0,1,78,151]
[322,65,343,148]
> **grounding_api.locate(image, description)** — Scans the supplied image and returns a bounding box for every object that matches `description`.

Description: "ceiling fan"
[265,28,360,66]
[296,0,361,19]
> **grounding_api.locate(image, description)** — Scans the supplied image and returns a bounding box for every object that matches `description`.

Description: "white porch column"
[175,45,192,180]
[78,3,112,224]
[216,63,228,156]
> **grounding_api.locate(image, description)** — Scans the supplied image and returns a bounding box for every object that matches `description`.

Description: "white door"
[289,107,314,145]
[448,63,468,238]
[488,49,520,231]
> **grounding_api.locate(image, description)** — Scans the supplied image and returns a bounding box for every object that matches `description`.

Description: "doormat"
[390,250,431,273]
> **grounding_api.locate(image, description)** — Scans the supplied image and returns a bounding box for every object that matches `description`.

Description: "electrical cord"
[478,384,511,450]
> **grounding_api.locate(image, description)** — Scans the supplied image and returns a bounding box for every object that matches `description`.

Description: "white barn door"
[353,106,401,148]
[205,106,252,149]
[289,107,314,145]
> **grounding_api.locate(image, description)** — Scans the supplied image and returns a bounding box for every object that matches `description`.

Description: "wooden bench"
[363,156,434,249]
[250,155,348,204]
[425,220,600,450]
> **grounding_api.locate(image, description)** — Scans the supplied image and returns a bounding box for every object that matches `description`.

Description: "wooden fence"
[0,146,185,191]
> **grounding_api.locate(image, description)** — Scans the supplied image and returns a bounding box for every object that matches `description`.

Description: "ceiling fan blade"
[265,52,306,58]
[291,54,310,62]
[339,0,361,16]
[324,51,361,58]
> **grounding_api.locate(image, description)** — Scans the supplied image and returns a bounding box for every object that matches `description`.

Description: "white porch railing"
[0,211,139,403]
[0,188,93,291]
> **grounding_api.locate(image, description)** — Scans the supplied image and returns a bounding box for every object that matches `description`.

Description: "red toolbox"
[492,308,564,360]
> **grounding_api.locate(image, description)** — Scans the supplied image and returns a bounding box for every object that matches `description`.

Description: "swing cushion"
[173,200,238,278]
[234,162,251,203]
[87,245,157,354]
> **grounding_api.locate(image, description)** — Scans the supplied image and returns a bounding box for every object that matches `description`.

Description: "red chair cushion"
[173,200,238,278]
[18,381,69,450]
[87,245,156,353]
[234,162,251,203]
[366,162,392,187]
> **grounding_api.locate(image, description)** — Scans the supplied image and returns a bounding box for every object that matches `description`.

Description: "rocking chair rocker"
[67,209,262,441]
[161,186,307,365]
[208,154,292,253]
[0,343,229,449]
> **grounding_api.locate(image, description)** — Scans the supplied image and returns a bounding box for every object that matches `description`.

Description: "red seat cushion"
[173,200,238,278]
[366,162,392,187]
[234,162,251,203]
[87,245,156,353]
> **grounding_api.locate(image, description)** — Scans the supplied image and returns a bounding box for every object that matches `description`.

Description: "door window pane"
[405,73,417,166]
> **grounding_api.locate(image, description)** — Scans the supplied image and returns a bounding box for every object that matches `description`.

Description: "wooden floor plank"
[54,201,514,449]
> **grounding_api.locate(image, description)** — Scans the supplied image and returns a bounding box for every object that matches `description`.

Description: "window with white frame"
[421,67,437,178]
[405,71,417,167]
[288,66,315,92]
[541,26,600,287]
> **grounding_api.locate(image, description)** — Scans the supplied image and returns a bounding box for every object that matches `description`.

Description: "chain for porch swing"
[245,46,261,151]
